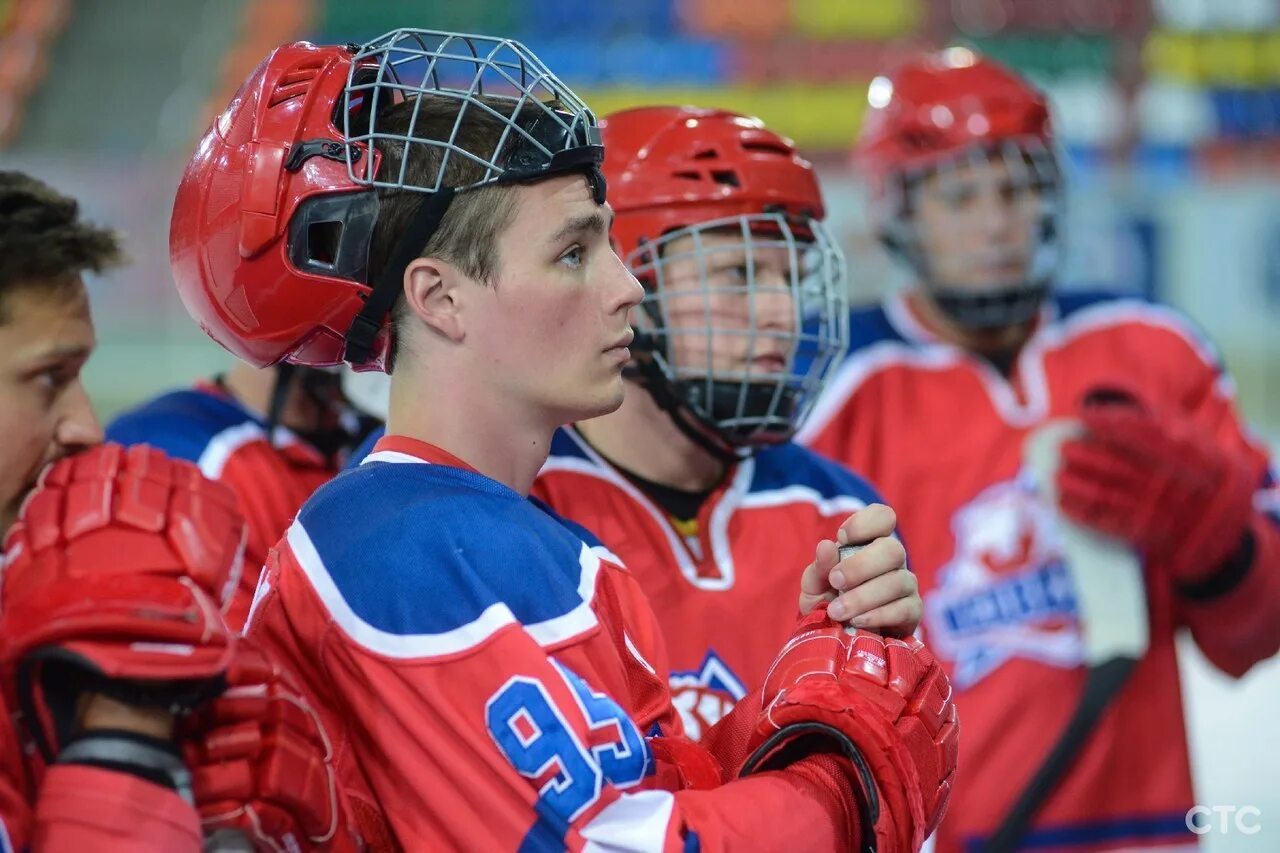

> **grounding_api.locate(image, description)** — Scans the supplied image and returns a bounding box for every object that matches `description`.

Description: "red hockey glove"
[183,637,353,851]
[739,608,957,853]
[0,444,245,759]
[647,734,725,791]
[1057,393,1259,586]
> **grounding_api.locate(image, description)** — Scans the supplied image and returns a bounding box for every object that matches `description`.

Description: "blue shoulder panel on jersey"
[749,441,885,506]
[347,424,385,469]
[1052,288,1143,320]
[847,303,907,357]
[300,461,595,636]
[796,303,906,379]
[106,387,258,463]
[547,427,594,464]
[529,493,610,552]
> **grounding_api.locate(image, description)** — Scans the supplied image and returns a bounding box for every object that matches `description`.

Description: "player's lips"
[604,330,634,360]
[750,353,788,373]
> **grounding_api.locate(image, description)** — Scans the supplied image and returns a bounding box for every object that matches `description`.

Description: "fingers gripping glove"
[183,637,352,852]
[0,444,246,760]
[739,608,958,853]
[1057,392,1260,587]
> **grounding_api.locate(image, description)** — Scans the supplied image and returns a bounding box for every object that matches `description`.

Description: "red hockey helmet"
[171,31,604,371]
[606,106,825,259]
[855,47,1054,191]
[853,48,1062,330]
[601,106,848,452]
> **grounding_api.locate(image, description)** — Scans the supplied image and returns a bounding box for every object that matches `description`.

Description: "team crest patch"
[926,475,1083,689]
[669,650,746,741]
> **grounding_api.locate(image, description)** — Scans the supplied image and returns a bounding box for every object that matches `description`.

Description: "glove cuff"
[58,729,193,803]
[740,721,878,853]
[1177,527,1256,602]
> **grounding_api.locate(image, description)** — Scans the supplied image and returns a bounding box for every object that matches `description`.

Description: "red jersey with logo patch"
[531,427,886,741]
[798,291,1280,852]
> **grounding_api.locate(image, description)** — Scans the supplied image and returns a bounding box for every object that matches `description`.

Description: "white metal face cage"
[627,211,850,447]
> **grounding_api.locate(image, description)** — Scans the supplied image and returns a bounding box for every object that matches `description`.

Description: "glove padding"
[183,637,350,852]
[739,608,957,853]
[0,444,246,759]
[1057,391,1260,585]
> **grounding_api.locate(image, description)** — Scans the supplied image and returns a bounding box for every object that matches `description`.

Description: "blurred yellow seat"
[791,0,922,40]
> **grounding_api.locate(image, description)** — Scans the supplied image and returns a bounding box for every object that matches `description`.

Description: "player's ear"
[402,256,465,343]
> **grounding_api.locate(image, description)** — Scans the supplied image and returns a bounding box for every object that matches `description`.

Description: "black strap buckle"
[285,139,361,173]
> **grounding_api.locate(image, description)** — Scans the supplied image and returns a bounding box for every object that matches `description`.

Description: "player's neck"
[385,364,552,495]
[907,289,1036,365]
[220,363,327,432]
[575,379,726,492]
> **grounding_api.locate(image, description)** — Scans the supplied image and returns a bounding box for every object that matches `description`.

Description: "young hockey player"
[529,105,922,740]
[799,49,1280,852]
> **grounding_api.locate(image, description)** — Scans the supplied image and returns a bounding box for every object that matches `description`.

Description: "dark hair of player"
[0,171,122,321]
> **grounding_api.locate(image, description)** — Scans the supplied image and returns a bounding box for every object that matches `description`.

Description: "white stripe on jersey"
[287,519,519,658]
[286,520,604,657]
[581,790,676,852]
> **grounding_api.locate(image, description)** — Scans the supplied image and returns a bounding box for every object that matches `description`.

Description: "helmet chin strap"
[928,281,1050,331]
[624,347,744,466]
[266,365,368,459]
[266,363,296,443]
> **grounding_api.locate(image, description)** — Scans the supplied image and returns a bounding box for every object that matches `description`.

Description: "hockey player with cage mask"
[169,30,957,851]
[799,49,1280,852]
[521,105,926,742]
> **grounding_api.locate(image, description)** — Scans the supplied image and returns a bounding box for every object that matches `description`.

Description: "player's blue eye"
[558,245,584,270]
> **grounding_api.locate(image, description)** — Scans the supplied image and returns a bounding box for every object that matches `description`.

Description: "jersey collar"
[368,434,479,472]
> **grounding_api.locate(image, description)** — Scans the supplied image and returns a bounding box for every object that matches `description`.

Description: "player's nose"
[752,271,795,332]
[605,251,644,315]
[54,379,104,453]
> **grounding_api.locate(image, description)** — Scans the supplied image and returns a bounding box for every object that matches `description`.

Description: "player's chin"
[578,375,628,421]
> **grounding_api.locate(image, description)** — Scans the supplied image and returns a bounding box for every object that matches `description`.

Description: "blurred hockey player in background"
[799,49,1280,852]
[108,358,381,628]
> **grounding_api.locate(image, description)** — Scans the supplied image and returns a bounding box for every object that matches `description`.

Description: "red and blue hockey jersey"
[798,290,1280,852]
[107,381,337,628]
[246,434,861,851]
[530,427,887,740]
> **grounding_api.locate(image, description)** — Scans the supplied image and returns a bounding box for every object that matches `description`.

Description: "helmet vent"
[710,170,740,187]
[269,58,324,107]
[741,140,791,156]
[693,148,718,160]
[673,170,701,181]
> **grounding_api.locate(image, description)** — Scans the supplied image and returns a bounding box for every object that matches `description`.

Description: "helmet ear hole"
[308,220,343,266]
